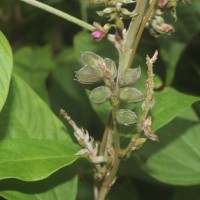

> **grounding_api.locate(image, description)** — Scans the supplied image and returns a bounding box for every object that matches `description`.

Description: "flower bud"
[90,86,112,105]
[116,109,137,126]
[75,66,104,84]
[119,87,144,103]
[92,22,107,41]
[119,67,141,87]
[92,31,106,41]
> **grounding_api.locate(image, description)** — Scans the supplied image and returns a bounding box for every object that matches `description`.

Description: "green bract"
[75,65,104,84]
[116,109,138,125]
[119,68,141,87]
[119,87,144,103]
[90,86,112,105]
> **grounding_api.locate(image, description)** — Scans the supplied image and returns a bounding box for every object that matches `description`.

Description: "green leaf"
[14,46,55,103]
[0,74,80,181]
[158,0,200,85]
[0,166,78,200]
[0,31,13,112]
[53,48,85,104]
[141,108,200,185]
[152,87,200,131]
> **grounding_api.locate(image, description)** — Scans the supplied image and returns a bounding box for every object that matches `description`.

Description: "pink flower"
[92,30,106,41]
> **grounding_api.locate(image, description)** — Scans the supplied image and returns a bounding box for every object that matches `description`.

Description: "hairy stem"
[137,50,158,131]
[19,0,95,31]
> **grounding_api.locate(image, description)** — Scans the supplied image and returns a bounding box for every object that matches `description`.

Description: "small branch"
[19,0,95,31]
[137,50,158,132]
[127,0,158,68]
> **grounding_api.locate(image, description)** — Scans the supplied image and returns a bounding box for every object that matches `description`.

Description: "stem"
[79,0,88,23]
[127,0,158,68]
[125,0,148,50]
[98,159,120,200]
[117,0,148,75]
[98,106,120,200]
[99,113,112,156]
[120,134,138,157]
[19,0,95,31]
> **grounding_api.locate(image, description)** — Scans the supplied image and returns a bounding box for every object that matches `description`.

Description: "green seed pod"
[75,66,104,84]
[119,67,141,87]
[90,86,112,105]
[104,58,117,79]
[119,87,144,103]
[116,109,137,125]
[81,51,103,68]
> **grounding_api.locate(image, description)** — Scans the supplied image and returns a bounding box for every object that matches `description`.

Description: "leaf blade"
[0,74,80,181]
[0,31,13,112]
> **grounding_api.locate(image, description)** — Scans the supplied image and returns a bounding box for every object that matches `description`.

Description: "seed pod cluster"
[75,51,117,105]
[75,51,144,127]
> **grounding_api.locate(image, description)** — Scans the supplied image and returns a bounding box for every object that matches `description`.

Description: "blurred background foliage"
[0,0,200,199]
